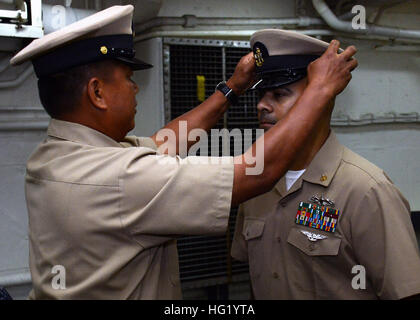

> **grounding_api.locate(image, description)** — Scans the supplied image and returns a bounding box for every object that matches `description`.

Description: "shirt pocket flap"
[242,219,265,241]
[287,227,341,256]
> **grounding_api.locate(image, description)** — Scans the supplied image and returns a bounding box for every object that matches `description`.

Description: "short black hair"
[37,60,114,118]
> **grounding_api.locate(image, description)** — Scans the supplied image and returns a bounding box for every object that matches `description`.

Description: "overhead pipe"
[0,271,31,287]
[0,65,33,88]
[0,119,49,131]
[2,111,420,132]
[0,52,11,73]
[312,0,420,40]
[134,29,334,42]
[134,16,326,34]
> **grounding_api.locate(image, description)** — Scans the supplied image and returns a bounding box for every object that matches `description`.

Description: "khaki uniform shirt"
[26,119,234,299]
[231,132,420,299]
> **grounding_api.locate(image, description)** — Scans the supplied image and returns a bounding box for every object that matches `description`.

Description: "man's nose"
[257,94,273,113]
[133,81,139,94]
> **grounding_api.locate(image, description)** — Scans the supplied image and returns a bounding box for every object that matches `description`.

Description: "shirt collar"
[302,131,343,187]
[274,131,343,197]
[47,118,122,148]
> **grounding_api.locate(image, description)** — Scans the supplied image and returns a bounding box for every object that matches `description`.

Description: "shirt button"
[309,243,315,251]
[273,272,279,279]
[276,236,281,243]
[320,174,328,182]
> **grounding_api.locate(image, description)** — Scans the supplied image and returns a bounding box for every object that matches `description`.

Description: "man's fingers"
[347,58,358,72]
[240,52,256,70]
[340,45,357,61]
[243,52,254,63]
[326,39,340,55]
[246,51,254,59]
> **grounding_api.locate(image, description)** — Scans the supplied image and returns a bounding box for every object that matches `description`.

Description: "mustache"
[259,111,277,124]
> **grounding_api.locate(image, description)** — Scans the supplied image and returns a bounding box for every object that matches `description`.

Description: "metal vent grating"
[165,39,260,287]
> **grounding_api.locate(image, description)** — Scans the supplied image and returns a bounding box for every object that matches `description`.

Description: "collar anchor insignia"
[254,47,264,67]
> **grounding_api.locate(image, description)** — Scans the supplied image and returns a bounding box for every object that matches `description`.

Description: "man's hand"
[226,52,256,96]
[307,40,358,97]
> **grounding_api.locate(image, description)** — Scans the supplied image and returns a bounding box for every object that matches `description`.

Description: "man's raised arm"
[149,52,256,155]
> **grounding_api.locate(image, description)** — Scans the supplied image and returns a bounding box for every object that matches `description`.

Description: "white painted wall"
[332,42,420,210]
[333,41,420,120]
[130,38,165,137]
[335,125,420,210]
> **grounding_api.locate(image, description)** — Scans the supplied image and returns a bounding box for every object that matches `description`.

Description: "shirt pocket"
[287,226,341,256]
[242,218,265,279]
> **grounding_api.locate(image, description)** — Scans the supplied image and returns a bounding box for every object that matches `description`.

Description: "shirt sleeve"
[118,149,234,246]
[121,135,158,150]
[350,177,420,299]
[231,204,249,262]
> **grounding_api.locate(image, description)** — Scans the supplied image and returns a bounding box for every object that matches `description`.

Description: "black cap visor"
[250,53,320,90]
[115,56,153,70]
[250,68,307,90]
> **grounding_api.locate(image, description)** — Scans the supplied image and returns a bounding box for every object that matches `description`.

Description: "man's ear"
[87,77,108,110]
